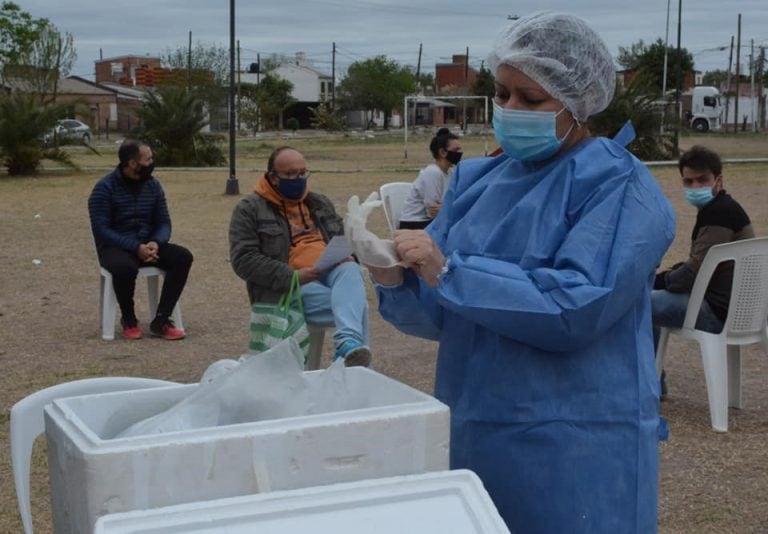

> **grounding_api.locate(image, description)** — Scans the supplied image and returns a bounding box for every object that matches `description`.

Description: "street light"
[673,0,682,156]
[225,0,239,195]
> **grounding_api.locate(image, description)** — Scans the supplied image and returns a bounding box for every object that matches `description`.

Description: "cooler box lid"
[94,469,509,534]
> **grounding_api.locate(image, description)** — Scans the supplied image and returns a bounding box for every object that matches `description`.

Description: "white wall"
[723,93,767,129]
[239,65,328,102]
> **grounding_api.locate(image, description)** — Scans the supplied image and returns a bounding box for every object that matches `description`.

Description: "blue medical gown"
[377,135,675,533]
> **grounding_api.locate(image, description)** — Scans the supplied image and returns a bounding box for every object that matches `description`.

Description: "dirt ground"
[1,131,767,533]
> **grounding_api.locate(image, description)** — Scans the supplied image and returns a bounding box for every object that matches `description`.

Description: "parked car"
[43,119,92,145]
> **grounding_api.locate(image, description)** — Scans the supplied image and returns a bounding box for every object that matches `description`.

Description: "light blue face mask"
[492,101,575,162]
[684,187,715,208]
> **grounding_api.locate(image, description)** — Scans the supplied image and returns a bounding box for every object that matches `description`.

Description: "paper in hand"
[315,236,352,271]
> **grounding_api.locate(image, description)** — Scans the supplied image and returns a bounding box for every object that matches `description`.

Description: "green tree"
[137,85,225,166]
[472,67,494,100]
[0,1,48,82]
[0,92,78,175]
[589,79,674,160]
[416,72,435,92]
[309,102,345,131]
[12,23,77,102]
[239,75,295,131]
[162,41,229,85]
[702,69,729,88]
[161,41,230,130]
[338,56,417,129]
[617,38,694,97]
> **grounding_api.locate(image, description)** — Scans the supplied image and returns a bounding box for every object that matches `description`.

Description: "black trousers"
[398,220,431,230]
[99,243,193,323]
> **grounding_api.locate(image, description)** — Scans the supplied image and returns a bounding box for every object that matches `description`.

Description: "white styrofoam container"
[44,367,449,534]
[94,470,510,534]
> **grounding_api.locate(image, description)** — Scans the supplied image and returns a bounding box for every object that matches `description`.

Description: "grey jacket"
[229,191,344,304]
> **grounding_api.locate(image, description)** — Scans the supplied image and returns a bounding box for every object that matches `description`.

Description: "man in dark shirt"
[88,140,193,340]
[652,145,754,396]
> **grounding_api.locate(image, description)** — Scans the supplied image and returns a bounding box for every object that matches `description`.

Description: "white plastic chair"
[10,377,178,534]
[306,322,332,370]
[99,265,183,340]
[656,237,768,432]
[379,182,413,235]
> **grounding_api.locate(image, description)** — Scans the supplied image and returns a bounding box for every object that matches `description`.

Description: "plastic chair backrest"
[683,237,768,343]
[379,182,414,234]
[10,377,178,534]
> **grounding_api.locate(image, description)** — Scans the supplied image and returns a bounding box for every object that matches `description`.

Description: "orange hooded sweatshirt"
[255,174,326,269]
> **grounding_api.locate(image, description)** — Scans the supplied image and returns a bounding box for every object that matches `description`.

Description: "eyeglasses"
[272,170,311,180]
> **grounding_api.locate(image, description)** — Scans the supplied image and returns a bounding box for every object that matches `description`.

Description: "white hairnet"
[487,11,616,121]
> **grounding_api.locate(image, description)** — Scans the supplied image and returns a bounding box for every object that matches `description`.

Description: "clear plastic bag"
[117,338,351,438]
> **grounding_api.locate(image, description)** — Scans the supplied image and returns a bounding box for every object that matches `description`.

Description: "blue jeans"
[301,261,369,349]
[651,289,723,349]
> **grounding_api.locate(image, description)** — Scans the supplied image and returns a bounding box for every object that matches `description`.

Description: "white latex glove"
[344,192,403,268]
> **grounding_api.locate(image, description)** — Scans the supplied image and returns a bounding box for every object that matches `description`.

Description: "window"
[703,96,716,107]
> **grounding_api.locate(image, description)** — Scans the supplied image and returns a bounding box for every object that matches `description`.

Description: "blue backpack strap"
[612,121,636,148]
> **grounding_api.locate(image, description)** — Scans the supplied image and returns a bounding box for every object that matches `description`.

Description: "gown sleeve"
[379,150,675,353]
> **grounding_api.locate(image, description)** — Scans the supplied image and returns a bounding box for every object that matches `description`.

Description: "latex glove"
[344,192,403,268]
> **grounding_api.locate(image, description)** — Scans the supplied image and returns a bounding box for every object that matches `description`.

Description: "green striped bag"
[248,271,310,365]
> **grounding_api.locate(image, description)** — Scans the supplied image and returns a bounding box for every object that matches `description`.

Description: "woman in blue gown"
[361,12,675,534]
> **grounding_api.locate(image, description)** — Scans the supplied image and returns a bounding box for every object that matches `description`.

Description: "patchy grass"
[1,131,767,533]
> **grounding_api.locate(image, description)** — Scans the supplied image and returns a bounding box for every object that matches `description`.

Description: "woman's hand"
[394,230,445,287]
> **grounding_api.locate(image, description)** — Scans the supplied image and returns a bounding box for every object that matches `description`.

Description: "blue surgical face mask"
[276,176,308,200]
[492,101,574,162]
[684,187,715,208]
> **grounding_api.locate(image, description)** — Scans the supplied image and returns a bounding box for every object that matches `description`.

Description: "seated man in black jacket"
[88,140,193,340]
[652,145,754,397]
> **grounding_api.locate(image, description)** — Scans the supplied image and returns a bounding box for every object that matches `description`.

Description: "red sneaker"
[121,320,142,340]
[150,318,186,340]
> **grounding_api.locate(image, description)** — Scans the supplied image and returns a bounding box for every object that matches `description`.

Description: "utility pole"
[187,31,192,90]
[256,52,261,132]
[673,0,682,155]
[735,13,741,132]
[225,0,239,195]
[759,47,766,130]
[463,46,469,133]
[413,43,423,129]
[331,42,336,110]
[661,0,671,96]
[725,35,734,132]
[237,40,241,132]
[750,39,755,131]
[661,0,671,133]
[416,43,422,83]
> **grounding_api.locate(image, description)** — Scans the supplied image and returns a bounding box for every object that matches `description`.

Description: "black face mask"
[445,150,463,165]
[137,163,155,181]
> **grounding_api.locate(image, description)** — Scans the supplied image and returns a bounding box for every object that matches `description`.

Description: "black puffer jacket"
[88,167,171,252]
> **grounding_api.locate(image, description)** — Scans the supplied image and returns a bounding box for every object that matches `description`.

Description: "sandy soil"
[1,131,767,533]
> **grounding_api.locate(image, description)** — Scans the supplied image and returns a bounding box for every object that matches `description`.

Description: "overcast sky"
[19,0,768,81]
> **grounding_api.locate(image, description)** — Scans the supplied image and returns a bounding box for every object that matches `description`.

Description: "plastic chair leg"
[699,338,729,432]
[726,344,742,409]
[10,377,178,534]
[306,324,329,370]
[146,273,160,319]
[170,302,184,331]
[100,272,116,341]
[655,328,670,379]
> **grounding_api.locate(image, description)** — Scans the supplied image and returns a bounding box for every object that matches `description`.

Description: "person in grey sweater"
[398,128,462,229]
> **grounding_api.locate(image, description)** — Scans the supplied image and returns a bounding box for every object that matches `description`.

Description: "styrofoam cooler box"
[94,470,510,534]
[44,367,450,534]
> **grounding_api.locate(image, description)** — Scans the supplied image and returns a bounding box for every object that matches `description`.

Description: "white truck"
[686,86,723,132]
